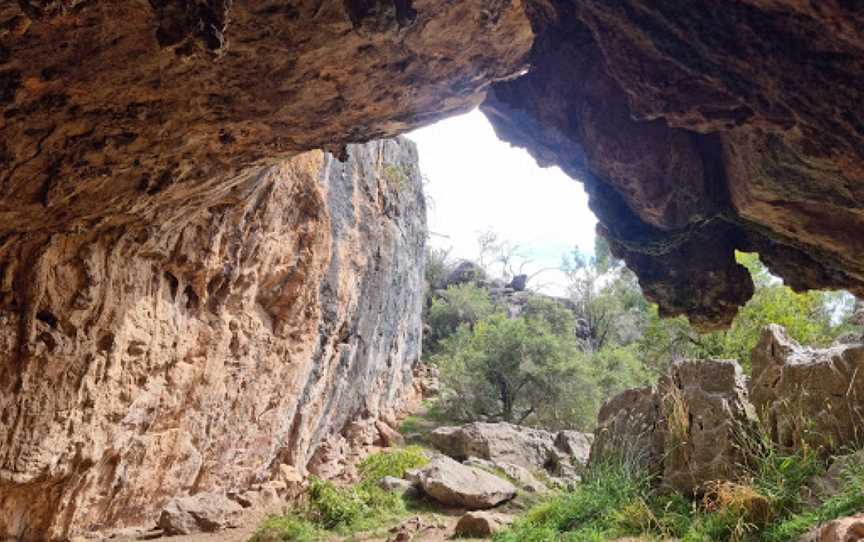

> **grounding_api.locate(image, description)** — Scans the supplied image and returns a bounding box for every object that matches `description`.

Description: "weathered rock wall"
[0,138,426,541]
[482,0,864,329]
[2,1,863,328]
[590,359,757,495]
[751,324,864,454]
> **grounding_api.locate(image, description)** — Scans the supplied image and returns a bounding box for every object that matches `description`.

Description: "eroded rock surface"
[413,456,517,510]
[482,1,864,329]
[1,1,862,335]
[591,359,757,494]
[751,324,864,454]
[428,422,591,479]
[0,138,426,540]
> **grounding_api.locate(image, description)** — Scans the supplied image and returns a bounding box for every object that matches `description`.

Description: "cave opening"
[407,108,597,296]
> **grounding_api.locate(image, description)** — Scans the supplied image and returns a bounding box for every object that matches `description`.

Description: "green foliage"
[426,283,494,353]
[639,252,847,372]
[496,443,864,542]
[434,311,601,428]
[424,246,452,290]
[382,163,410,191]
[494,460,653,542]
[357,446,429,483]
[250,515,325,542]
[521,296,577,337]
[252,448,428,540]
[306,477,369,529]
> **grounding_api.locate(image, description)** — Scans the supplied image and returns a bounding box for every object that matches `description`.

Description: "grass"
[493,446,864,542]
[250,447,429,542]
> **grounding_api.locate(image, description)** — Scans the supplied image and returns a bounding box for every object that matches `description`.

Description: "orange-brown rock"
[482,1,864,329]
[2,0,864,538]
[0,137,427,540]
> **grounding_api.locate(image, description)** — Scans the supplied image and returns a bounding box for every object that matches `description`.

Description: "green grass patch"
[251,447,430,541]
[494,448,864,542]
[358,445,428,482]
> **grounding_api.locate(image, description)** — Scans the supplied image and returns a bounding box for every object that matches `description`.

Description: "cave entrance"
[407,108,598,296]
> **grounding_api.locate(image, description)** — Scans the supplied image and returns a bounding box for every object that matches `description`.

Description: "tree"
[562,236,639,351]
[636,252,850,372]
[424,246,453,291]
[434,313,589,426]
[426,283,494,353]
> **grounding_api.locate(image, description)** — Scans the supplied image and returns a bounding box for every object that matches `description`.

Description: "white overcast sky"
[407,109,598,295]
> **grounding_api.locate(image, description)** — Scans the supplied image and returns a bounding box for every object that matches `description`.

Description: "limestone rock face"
[591,360,757,494]
[2,1,864,334]
[751,325,864,454]
[157,493,243,536]
[0,138,426,540]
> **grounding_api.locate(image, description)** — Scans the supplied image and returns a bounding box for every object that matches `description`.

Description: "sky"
[407,109,597,295]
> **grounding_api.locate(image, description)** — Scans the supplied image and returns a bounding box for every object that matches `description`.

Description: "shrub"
[426,283,493,353]
[357,446,429,483]
[306,477,368,529]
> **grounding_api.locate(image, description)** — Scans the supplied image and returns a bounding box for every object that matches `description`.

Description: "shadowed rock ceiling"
[0,1,862,325]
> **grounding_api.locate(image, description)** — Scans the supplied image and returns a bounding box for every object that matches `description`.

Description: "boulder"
[807,450,864,503]
[455,511,513,537]
[555,431,593,467]
[156,493,243,535]
[751,325,864,454]
[445,261,486,287]
[414,456,517,509]
[428,422,591,479]
[508,274,528,292]
[798,514,864,542]
[589,386,666,472]
[591,359,758,494]
[376,421,406,448]
[379,476,419,498]
[463,457,548,493]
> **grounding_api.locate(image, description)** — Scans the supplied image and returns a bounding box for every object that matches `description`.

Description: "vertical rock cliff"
[0,138,426,541]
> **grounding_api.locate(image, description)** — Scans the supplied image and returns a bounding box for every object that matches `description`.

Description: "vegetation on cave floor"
[249,447,430,542]
[248,445,537,542]
[493,442,864,542]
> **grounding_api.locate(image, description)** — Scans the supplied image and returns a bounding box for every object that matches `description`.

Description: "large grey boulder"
[428,422,591,479]
[157,492,243,535]
[591,359,758,494]
[414,456,517,509]
[751,324,864,454]
[463,457,548,493]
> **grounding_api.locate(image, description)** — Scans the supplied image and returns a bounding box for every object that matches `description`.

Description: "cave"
[0,1,862,539]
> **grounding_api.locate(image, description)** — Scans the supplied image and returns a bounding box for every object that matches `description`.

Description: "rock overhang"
[1,0,862,325]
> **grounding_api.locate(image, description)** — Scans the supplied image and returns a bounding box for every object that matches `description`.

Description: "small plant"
[306,477,367,529]
[383,163,410,191]
[357,446,429,483]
